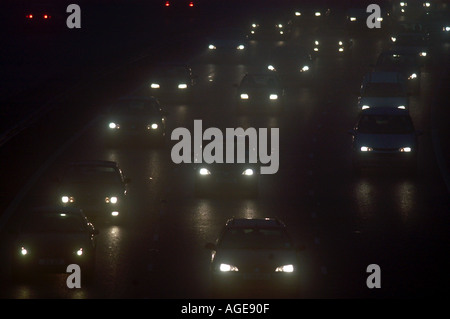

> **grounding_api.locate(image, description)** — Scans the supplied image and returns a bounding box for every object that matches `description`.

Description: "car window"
[63,165,122,184]
[21,213,85,233]
[362,83,405,96]
[219,227,292,249]
[357,114,415,134]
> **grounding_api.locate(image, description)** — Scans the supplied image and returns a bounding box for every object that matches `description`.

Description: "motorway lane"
[1,13,449,300]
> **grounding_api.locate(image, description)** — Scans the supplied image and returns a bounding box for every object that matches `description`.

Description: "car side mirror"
[205,242,216,250]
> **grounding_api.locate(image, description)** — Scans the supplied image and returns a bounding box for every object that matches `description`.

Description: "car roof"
[67,160,119,168]
[364,71,404,83]
[360,107,411,116]
[225,218,286,229]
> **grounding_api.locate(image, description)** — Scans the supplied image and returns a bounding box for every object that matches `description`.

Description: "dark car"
[57,160,130,222]
[373,49,423,92]
[147,63,197,103]
[205,217,305,297]
[348,107,421,174]
[104,96,167,146]
[266,44,313,84]
[246,14,293,41]
[18,2,66,33]
[11,206,99,282]
[311,27,354,57]
[235,73,285,114]
[205,27,248,60]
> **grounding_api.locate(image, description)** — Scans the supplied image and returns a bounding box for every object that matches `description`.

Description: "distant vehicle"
[348,108,421,174]
[104,96,167,146]
[205,217,305,297]
[358,71,409,111]
[311,27,353,57]
[373,49,423,92]
[266,44,313,83]
[417,6,450,41]
[235,73,285,114]
[147,63,197,103]
[21,2,65,31]
[246,14,293,41]
[389,32,431,63]
[291,0,331,26]
[57,160,130,222]
[11,206,99,282]
[206,27,248,54]
[193,139,259,197]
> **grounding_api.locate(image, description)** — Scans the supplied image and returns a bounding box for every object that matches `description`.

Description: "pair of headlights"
[360,146,412,152]
[20,247,84,257]
[361,105,406,110]
[199,168,254,176]
[61,196,118,204]
[240,93,278,100]
[108,123,159,130]
[219,263,294,272]
[151,83,188,89]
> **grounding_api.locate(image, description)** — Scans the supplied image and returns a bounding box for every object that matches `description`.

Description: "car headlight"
[295,11,301,16]
[111,211,119,217]
[338,41,343,45]
[443,26,450,32]
[240,93,249,99]
[208,44,216,50]
[278,24,283,28]
[269,94,278,100]
[361,105,370,110]
[147,123,158,130]
[252,23,257,28]
[301,65,310,72]
[408,73,418,80]
[178,83,188,89]
[391,36,397,42]
[105,196,118,204]
[315,40,319,45]
[20,247,28,256]
[237,44,245,50]
[339,47,344,52]
[423,2,430,7]
[150,83,160,89]
[109,122,119,129]
[242,168,254,176]
[350,17,356,21]
[275,264,294,272]
[61,196,74,203]
[220,263,239,272]
[419,51,427,57]
[199,168,211,175]
[400,2,407,7]
[267,65,275,71]
[76,248,83,256]
[360,146,373,152]
[397,105,406,109]
[400,147,412,152]
[315,12,321,16]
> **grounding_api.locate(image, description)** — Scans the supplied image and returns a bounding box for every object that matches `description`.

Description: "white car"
[349,108,421,174]
[358,71,409,111]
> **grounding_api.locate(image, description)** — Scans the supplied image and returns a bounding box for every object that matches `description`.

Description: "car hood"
[355,133,416,149]
[213,249,298,270]
[16,232,92,250]
[359,96,408,108]
[59,182,124,196]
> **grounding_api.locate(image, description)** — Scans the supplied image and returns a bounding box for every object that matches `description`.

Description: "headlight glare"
[275,264,294,272]
[220,263,239,272]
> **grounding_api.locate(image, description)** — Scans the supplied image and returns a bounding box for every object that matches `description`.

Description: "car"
[311,27,353,57]
[205,217,305,297]
[235,73,285,114]
[348,108,421,174]
[417,6,450,42]
[345,4,391,32]
[265,44,313,84]
[57,160,131,222]
[373,49,423,93]
[104,96,167,146]
[205,27,248,56]
[147,63,197,103]
[357,71,409,111]
[19,2,66,33]
[389,32,431,64]
[11,206,99,282]
[291,0,331,27]
[193,139,259,197]
[246,13,293,41]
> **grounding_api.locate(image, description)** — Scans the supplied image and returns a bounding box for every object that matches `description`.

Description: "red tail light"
[26,14,33,19]
[189,1,194,6]
[165,1,170,6]
[43,14,49,19]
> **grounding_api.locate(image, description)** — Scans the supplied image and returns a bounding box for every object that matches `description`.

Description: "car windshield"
[21,213,85,233]
[152,66,189,79]
[362,83,405,97]
[219,227,292,249]
[241,75,280,88]
[111,100,160,117]
[357,114,415,134]
[63,165,122,184]
[377,53,418,68]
